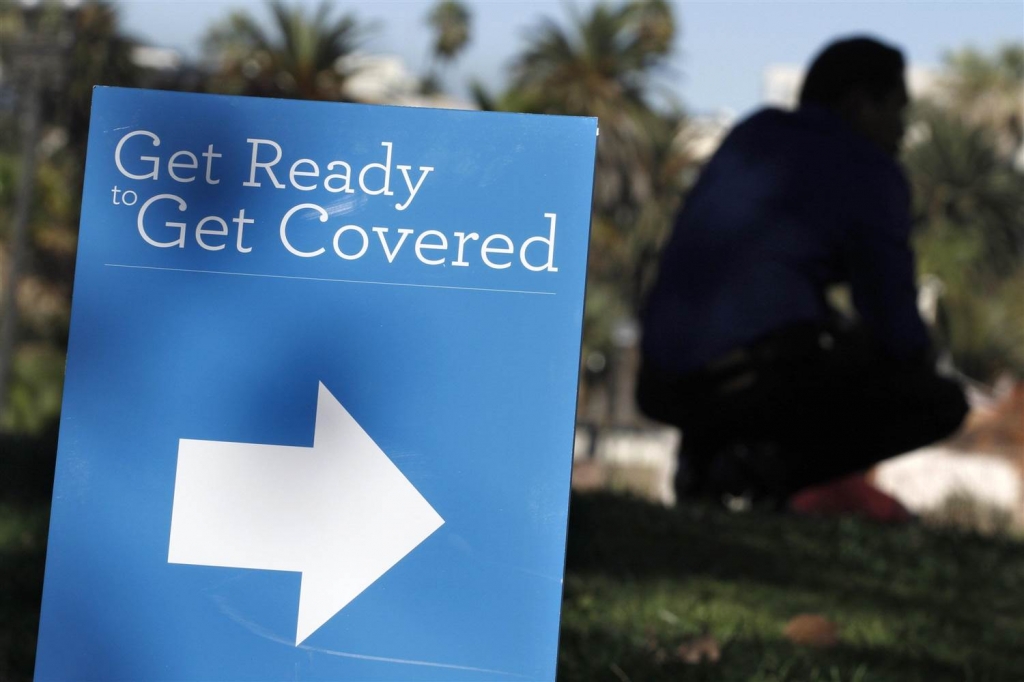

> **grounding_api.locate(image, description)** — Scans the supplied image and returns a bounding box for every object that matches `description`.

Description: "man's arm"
[842,166,932,363]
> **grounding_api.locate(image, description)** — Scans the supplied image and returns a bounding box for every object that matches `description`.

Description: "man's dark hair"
[799,36,905,108]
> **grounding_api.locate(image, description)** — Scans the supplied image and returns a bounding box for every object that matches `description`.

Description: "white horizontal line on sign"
[103,263,557,296]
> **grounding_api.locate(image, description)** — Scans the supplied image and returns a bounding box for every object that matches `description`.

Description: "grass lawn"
[559,492,1024,681]
[3,440,1023,681]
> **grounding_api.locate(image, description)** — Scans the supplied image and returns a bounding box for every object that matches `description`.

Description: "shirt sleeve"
[842,164,931,360]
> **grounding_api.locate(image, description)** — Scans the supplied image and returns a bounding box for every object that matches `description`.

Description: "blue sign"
[35,87,595,681]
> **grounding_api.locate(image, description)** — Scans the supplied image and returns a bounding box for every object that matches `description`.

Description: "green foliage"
[940,43,1023,155]
[0,2,141,152]
[906,83,1024,380]
[2,345,64,433]
[0,1,136,434]
[908,106,1023,275]
[0,145,76,433]
[60,2,141,153]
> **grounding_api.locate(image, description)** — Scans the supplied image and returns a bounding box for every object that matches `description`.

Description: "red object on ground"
[788,472,913,523]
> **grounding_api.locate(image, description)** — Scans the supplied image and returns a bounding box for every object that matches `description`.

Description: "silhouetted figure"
[637,36,969,511]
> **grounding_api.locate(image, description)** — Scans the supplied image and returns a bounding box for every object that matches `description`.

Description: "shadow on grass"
[0,426,57,682]
[1,425,58,505]
[0,541,47,682]
[561,491,1024,681]
[558,622,971,682]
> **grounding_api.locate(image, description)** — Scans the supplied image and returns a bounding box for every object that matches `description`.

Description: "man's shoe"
[788,472,914,523]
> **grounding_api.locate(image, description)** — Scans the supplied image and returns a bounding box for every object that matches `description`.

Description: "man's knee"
[889,374,970,451]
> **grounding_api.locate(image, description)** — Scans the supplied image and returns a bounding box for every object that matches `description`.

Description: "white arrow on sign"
[168,382,444,646]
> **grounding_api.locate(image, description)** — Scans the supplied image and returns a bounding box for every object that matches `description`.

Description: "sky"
[117,0,1024,116]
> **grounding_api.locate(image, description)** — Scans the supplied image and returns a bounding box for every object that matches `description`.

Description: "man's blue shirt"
[641,105,930,376]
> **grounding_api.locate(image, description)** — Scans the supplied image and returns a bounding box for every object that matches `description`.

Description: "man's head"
[799,36,909,157]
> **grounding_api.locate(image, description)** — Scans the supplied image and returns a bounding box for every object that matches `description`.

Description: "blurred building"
[130,45,183,72]
[672,64,942,173]
[762,64,940,109]
[339,53,474,110]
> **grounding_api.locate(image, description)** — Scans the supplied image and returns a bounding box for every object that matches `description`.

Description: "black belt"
[694,323,837,391]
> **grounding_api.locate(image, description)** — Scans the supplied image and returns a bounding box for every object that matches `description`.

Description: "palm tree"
[203,1,369,101]
[498,1,687,424]
[428,0,470,64]
[504,1,686,315]
[509,0,676,212]
[421,0,470,95]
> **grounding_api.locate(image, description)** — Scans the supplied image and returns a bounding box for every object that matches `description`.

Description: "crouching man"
[637,36,968,518]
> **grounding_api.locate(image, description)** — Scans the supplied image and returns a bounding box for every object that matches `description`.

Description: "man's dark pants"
[637,324,970,500]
